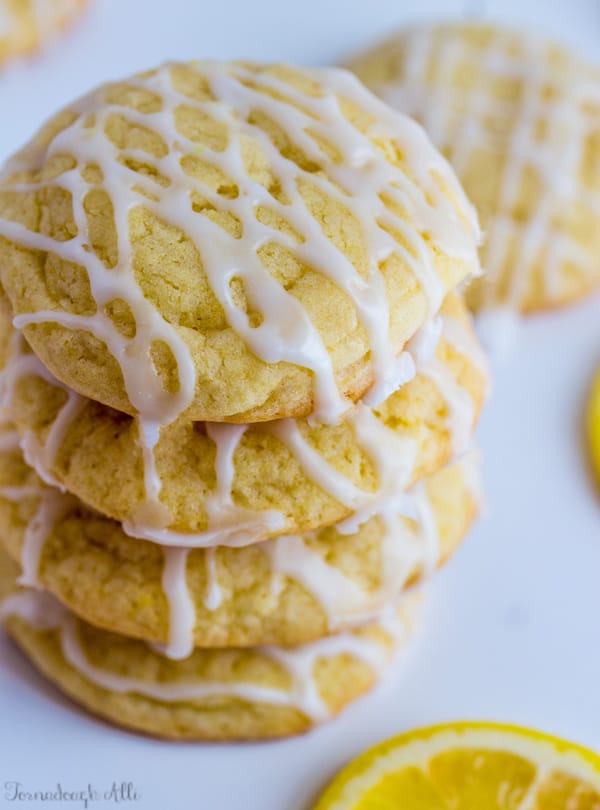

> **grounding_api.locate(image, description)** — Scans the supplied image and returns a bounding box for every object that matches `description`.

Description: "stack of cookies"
[0,61,488,740]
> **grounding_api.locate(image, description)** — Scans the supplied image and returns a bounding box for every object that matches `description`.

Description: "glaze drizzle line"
[0,60,479,428]
[0,589,413,722]
[0,306,483,548]
[360,26,600,322]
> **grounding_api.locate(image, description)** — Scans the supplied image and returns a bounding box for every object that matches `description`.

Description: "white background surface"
[1,1,600,808]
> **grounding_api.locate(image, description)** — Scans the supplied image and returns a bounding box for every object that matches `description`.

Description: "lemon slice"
[313,722,600,809]
[587,368,600,485]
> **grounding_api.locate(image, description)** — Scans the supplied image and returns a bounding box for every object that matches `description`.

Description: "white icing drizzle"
[410,481,440,577]
[336,407,417,533]
[441,313,489,378]
[262,451,460,630]
[1,336,84,492]
[0,429,20,453]
[0,60,479,433]
[0,425,199,661]
[122,511,286,548]
[19,492,76,588]
[406,314,443,367]
[1,589,405,722]
[361,351,416,409]
[21,392,86,493]
[458,446,486,512]
[0,426,63,590]
[203,423,270,533]
[266,533,374,624]
[264,417,371,510]
[261,450,484,631]
[0,463,75,588]
[264,405,418,537]
[420,359,475,457]
[360,314,443,409]
[0,589,67,629]
[363,310,445,410]
[0,419,480,648]
[365,26,600,318]
[262,632,391,721]
[265,513,421,630]
[154,547,195,661]
[376,600,418,644]
[1,338,286,545]
[121,422,286,547]
[0,485,44,499]
[203,547,223,611]
[132,420,172,529]
[0,452,478,641]
[1,304,478,548]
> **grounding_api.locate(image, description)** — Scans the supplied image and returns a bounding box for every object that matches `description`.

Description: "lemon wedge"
[313,722,600,809]
[587,368,600,485]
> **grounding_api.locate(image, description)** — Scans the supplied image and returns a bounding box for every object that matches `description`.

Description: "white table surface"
[1,1,600,808]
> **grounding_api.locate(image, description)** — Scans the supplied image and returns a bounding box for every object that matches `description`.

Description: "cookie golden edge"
[0,555,420,741]
[0,447,481,648]
[3,293,488,541]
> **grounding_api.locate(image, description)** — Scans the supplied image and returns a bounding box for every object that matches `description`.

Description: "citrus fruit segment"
[313,722,600,810]
[587,367,600,486]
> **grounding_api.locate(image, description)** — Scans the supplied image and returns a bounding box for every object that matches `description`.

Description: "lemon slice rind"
[314,722,600,810]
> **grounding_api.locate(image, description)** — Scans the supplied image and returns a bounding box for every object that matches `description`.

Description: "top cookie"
[0,0,86,65]
[349,24,600,314]
[0,60,479,424]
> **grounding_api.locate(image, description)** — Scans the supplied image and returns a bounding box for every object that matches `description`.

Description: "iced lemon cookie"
[0,418,480,649]
[349,24,600,315]
[0,60,480,425]
[3,293,488,545]
[0,556,418,740]
[0,0,86,65]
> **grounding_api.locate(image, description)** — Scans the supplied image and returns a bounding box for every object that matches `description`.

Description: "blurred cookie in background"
[349,24,600,351]
[0,0,87,66]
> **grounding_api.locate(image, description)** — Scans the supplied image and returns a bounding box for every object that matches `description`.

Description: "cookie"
[0,556,419,741]
[0,418,480,649]
[0,0,86,65]
[349,24,600,314]
[0,60,480,424]
[3,293,488,545]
